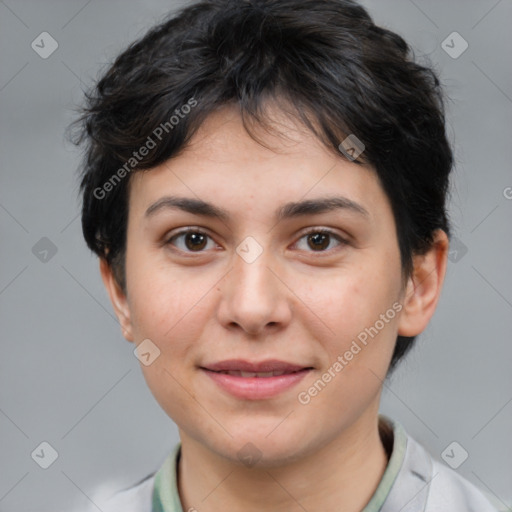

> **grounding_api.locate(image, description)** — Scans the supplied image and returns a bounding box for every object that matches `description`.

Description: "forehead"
[127,104,388,223]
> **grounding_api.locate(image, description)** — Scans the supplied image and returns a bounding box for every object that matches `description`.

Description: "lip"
[200,359,313,400]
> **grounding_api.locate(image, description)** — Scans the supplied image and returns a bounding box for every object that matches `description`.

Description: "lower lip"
[201,369,311,400]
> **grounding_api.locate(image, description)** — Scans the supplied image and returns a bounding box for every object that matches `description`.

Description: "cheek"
[130,279,205,357]
[305,258,401,370]
[126,242,202,339]
[295,269,399,425]
[313,268,398,334]
[130,272,208,421]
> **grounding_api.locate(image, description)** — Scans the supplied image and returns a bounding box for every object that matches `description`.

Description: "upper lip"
[201,359,311,373]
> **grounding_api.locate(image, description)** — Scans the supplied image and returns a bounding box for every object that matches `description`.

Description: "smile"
[200,359,313,400]
[211,370,298,377]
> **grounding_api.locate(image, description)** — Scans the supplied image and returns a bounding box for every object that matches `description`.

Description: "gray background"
[0,0,511,510]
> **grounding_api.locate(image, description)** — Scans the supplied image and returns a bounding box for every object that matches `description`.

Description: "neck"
[177,408,390,512]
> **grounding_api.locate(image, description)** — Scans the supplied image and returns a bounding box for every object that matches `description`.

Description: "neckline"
[152,414,408,512]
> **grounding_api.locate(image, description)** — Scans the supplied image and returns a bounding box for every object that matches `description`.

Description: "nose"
[216,246,292,336]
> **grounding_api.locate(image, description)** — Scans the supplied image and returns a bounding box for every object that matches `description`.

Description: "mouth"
[200,359,313,400]
[206,369,303,377]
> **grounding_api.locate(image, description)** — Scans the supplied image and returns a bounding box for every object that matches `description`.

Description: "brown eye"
[294,229,346,253]
[183,232,208,251]
[166,229,215,253]
[307,232,331,251]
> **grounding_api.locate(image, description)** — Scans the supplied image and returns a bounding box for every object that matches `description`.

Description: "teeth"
[218,370,292,377]
[240,371,258,377]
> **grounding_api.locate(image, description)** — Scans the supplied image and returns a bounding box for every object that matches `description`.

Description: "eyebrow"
[144,195,369,222]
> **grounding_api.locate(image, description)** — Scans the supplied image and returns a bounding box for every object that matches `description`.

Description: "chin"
[208,428,314,469]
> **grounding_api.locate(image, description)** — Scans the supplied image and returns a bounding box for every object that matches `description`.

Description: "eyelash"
[164,227,348,255]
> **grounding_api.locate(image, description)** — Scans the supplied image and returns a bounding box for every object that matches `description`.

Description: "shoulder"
[100,474,156,512]
[427,455,498,511]
[404,436,498,512]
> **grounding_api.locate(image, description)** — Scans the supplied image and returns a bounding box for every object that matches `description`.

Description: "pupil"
[308,233,329,251]
[184,232,330,252]
[186,232,206,251]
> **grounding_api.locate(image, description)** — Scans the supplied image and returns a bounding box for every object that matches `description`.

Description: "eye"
[293,229,347,253]
[165,227,347,255]
[165,228,217,253]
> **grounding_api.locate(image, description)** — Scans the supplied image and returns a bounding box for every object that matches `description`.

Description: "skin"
[100,103,448,512]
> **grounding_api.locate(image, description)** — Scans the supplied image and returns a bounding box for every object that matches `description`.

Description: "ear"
[397,229,449,337]
[99,258,134,342]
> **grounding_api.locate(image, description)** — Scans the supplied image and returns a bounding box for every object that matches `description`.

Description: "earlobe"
[99,258,134,342]
[397,230,449,337]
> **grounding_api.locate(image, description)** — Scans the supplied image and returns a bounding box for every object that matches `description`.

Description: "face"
[101,104,445,466]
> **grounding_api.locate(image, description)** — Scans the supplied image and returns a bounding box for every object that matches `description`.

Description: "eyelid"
[291,227,349,253]
[296,226,347,240]
[164,226,219,254]
[164,225,349,255]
